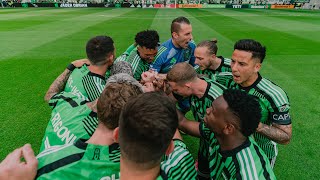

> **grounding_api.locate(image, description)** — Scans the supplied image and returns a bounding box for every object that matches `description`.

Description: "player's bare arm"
[177,110,201,137]
[44,60,87,102]
[44,68,72,102]
[256,123,292,145]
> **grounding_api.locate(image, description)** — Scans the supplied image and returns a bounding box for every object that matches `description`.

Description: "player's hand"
[71,59,90,68]
[141,71,157,84]
[0,144,38,180]
[143,82,156,92]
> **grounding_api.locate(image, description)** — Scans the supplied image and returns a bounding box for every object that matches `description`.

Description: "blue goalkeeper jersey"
[152,38,196,73]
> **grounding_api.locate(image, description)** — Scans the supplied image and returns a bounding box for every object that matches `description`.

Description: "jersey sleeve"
[161,139,197,180]
[199,122,212,142]
[152,46,167,72]
[271,104,291,125]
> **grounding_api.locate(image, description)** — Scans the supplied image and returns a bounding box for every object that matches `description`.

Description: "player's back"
[39,92,98,153]
[36,139,120,179]
[64,64,106,102]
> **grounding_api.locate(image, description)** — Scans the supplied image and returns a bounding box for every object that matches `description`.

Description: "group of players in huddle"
[0,16,292,180]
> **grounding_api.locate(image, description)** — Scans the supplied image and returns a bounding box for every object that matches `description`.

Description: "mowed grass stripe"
[0,8,88,20]
[197,9,320,56]
[150,9,188,41]
[0,9,147,158]
[182,9,234,56]
[0,8,135,61]
[260,55,320,179]
[209,9,320,43]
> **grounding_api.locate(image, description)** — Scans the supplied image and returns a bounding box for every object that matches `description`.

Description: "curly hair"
[223,89,261,137]
[234,39,266,63]
[135,30,159,50]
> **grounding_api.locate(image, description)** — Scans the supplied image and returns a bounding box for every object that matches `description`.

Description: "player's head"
[171,16,193,49]
[118,92,178,169]
[110,61,133,77]
[166,62,197,97]
[97,73,143,130]
[86,36,115,66]
[135,30,160,63]
[231,39,266,87]
[195,38,218,70]
[204,89,261,137]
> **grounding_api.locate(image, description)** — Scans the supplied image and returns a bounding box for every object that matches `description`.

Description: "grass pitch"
[0,7,319,179]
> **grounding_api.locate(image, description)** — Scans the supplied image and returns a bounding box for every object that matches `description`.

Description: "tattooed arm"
[44,68,72,103]
[256,123,292,145]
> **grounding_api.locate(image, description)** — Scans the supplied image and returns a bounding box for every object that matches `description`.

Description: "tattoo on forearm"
[44,69,72,102]
[257,123,292,144]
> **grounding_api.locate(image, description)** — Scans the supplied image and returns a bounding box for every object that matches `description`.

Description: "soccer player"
[64,35,115,101]
[36,74,144,179]
[0,144,38,180]
[195,39,232,80]
[116,92,178,180]
[181,89,276,179]
[40,61,136,152]
[216,39,292,167]
[152,16,196,73]
[115,30,159,81]
[166,62,226,179]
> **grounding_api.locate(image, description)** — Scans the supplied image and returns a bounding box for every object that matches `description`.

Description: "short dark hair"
[234,39,266,63]
[97,76,143,130]
[171,16,191,34]
[135,30,160,50]
[86,36,114,65]
[166,62,197,84]
[223,89,261,137]
[197,38,218,55]
[119,92,178,168]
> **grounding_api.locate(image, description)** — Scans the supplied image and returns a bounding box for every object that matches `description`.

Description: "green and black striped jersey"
[196,56,232,80]
[216,73,291,159]
[39,92,98,153]
[115,46,150,81]
[190,77,226,123]
[199,123,276,180]
[65,64,106,102]
[190,77,226,171]
[161,139,197,180]
[36,139,120,179]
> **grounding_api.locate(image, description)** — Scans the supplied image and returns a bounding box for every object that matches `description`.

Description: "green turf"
[0,8,319,179]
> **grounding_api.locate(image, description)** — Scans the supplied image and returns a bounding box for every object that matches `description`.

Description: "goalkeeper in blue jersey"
[152,16,196,73]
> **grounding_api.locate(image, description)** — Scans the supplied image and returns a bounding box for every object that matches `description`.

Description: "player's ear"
[165,140,175,156]
[172,32,178,39]
[223,124,234,135]
[253,59,261,73]
[185,82,192,89]
[113,127,119,143]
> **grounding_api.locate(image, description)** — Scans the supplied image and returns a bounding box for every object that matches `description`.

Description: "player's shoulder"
[257,77,289,105]
[188,40,196,49]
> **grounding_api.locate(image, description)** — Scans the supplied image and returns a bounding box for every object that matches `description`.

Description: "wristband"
[67,63,76,71]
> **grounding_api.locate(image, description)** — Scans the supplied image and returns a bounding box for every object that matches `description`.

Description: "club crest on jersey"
[92,148,101,160]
